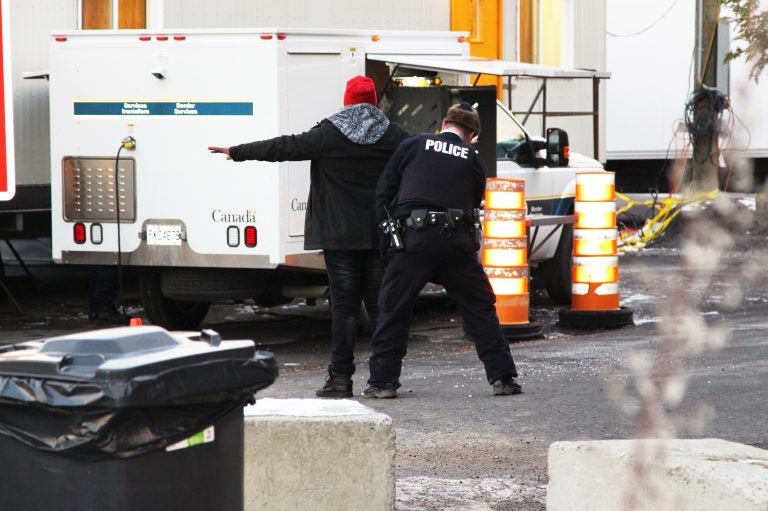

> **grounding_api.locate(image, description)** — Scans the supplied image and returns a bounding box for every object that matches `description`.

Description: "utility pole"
[689,0,722,192]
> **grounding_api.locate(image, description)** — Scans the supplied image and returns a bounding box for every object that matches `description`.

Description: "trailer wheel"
[541,223,573,305]
[139,269,211,330]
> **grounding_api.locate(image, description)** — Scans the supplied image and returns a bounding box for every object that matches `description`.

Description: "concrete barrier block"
[243,398,395,511]
[547,439,768,511]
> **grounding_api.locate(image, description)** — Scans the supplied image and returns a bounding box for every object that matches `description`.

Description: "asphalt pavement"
[238,229,768,509]
[2,205,768,510]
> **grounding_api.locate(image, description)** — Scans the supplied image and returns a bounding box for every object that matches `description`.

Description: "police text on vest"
[425,139,469,159]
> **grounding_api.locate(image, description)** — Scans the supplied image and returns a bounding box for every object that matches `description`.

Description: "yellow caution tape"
[616,190,718,253]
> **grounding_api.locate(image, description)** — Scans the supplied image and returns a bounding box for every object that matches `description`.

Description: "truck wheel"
[541,224,573,305]
[139,269,211,330]
[160,268,263,301]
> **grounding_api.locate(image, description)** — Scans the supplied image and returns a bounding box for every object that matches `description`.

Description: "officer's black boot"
[316,369,353,398]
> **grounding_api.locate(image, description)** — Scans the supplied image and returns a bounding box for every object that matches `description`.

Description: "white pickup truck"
[375,54,607,305]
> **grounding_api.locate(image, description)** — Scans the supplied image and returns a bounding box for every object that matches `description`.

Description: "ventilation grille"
[63,157,136,222]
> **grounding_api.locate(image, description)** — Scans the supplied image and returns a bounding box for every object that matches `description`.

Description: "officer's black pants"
[323,249,384,376]
[367,226,517,387]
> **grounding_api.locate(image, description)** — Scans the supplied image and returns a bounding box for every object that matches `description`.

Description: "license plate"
[146,224,183,246]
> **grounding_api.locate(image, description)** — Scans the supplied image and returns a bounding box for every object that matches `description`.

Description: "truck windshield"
[495,101,531,164]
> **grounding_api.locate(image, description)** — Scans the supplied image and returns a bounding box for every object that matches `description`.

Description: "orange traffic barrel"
[559,171,633,329]
[482,178,542,340]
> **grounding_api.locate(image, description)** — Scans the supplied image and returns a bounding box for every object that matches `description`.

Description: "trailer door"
[285,52,349,238]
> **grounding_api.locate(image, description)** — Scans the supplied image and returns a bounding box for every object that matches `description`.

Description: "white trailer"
[49,28,605,329]
[606,0,767,187]
[48,28,469,327]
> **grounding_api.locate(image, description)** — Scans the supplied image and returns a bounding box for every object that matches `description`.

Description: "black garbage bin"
[0,325,277,511]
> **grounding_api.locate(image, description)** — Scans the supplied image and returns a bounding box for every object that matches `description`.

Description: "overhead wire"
[607,0,681,38]
[612,3,745,250]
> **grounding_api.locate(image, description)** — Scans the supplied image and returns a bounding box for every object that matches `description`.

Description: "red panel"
[0,0,14,200]
[0,3,7,195]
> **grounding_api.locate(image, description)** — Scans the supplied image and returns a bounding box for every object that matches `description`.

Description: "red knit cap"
[343,75,377,106]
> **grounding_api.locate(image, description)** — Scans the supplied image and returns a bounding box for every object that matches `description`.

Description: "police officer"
[363,102,521,398]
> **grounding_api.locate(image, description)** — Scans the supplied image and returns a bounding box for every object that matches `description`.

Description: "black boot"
[316,370,353,398]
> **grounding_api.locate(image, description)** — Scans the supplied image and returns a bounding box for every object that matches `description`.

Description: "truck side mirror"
[545,128,570,167]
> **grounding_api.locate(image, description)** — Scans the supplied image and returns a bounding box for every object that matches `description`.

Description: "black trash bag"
[0,326,278,460]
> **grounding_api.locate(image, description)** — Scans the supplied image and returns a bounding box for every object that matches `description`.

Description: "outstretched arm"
[208,123,325,163]
[208,146,232,159]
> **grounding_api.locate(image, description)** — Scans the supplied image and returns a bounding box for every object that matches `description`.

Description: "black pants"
[323,249,384,376]
[367,226,517,387]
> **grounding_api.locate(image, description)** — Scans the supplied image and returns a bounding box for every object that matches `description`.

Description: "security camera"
[151,67,167,79]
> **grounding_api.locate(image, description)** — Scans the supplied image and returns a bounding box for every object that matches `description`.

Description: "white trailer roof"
[367,54,610,79]
[48,27,465,41]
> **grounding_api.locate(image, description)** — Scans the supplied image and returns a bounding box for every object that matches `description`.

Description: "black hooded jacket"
[229,104,411,250]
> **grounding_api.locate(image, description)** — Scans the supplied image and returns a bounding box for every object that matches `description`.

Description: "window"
[496,101,534,165]
[519,0,538,63]
[469,0,482,42]
[81,0,146,30]
[519,0,566,66]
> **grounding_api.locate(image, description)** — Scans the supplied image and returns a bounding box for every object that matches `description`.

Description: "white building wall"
[507,0,608,161]
[9,0,77,186]
[605,0,694,160]
[573,0,606,71]
[501,0,518,61]
[162,0,450,30]
[574,0,608,162]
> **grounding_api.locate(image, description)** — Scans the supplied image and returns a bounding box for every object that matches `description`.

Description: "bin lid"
[0,326,277,408]
[0,326,255,380]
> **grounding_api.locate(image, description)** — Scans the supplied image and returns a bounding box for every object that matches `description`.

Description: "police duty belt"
[400,209,466,230]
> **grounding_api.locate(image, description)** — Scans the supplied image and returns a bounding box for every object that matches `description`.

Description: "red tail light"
[244,226,257,247]
[74,223,87,244]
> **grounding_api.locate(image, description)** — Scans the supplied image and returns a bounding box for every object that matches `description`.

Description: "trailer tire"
[140,269,211,330]
[541,223,573,305]
[161,268,263,301]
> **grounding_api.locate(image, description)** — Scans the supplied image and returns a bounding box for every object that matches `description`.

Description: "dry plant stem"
[624,210,731,510]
